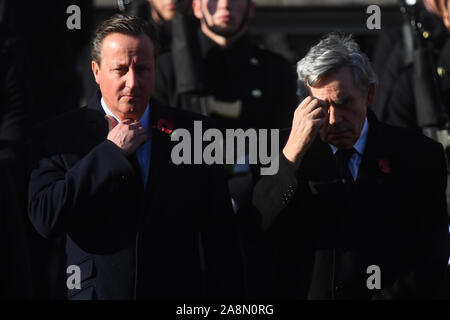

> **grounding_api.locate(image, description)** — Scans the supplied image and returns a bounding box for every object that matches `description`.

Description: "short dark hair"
[91,14,159,65]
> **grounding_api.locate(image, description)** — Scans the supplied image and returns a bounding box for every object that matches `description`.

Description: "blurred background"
[0,0,404,112]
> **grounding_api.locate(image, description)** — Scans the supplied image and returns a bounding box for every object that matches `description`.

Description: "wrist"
[282,146,304,169]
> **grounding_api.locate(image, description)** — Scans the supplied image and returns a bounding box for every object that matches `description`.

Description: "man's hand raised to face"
[105,115,147,157]
[282,96,328,169]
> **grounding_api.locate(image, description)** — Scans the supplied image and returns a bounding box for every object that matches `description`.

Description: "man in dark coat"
[28,14,243,300]
[252,33,449,299]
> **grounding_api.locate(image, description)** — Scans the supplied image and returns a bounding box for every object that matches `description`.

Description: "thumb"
[105,115,118,131]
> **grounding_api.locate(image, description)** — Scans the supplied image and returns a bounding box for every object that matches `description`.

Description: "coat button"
[250,57,259,65]
[251,89,262,98]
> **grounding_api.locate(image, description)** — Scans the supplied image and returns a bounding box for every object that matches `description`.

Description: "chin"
[326,137,354,149]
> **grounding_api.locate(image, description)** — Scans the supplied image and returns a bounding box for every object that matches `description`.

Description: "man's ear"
[192,0,202,20]
[92,60,101,85]
[366,83,376,107]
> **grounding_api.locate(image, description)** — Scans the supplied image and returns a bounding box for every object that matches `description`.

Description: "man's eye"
[335,99,349,107]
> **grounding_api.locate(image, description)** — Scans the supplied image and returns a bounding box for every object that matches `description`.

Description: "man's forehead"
[100,33,154,60]
[311,67,355,89]
[108,55,153,64]
[101,33,153,51]
[309,81,352,96]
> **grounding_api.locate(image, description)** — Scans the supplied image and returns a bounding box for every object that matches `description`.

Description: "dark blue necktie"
[335,148,356,185]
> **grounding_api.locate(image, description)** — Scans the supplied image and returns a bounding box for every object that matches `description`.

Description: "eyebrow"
[111,60,152,67]
[334,95,351,105]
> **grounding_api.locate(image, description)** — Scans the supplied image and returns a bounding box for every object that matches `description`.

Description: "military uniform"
[382,36,450,131]
[375,19,450,299]
[154,30,298,132]
[371,1,448,122]
[154,29,298,298]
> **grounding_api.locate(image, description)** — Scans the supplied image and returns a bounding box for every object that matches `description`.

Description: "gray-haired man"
[252,33,449,299]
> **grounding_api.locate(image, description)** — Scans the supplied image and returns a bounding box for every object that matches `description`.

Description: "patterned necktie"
[335,148,356,185]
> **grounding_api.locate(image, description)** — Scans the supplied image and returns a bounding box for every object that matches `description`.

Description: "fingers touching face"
[307,67,369,149]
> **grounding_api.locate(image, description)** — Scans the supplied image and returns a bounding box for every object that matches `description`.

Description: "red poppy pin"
[378,158,391,174]
[156,118,174,135]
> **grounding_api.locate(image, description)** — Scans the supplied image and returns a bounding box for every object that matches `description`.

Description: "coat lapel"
[303,137,341,196]
[85,91,109,147]
[146,100,173,200]
[356,111,392,186]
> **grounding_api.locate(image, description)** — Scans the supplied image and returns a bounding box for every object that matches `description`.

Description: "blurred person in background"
[1,0,94,299]
[126,0,196,53]
[153,0,298,298]
[0,22,32,299]
[372,0,449,131]
[365,0,450,298]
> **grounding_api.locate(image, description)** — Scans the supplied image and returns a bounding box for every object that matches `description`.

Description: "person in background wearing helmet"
[153,0,298,298]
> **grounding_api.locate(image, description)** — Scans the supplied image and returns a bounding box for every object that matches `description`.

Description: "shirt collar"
[329,117,369,156]
[100,97,151,132]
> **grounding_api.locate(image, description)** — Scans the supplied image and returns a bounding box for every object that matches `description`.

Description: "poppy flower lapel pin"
[154,118,175,137]
[377,158,391,174]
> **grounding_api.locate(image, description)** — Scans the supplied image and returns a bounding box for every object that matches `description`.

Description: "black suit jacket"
[252,111,449,299]
[28,93,244,300]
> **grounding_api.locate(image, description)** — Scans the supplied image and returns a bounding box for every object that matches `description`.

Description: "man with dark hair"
[253,33,449,299]
[28,14,243,300]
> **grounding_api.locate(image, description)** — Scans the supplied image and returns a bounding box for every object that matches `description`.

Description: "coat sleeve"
[28,139,135,239]
[252,152,299,232]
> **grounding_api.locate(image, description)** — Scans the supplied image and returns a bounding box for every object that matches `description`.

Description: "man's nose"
[125,69,137,89]
[328,106,341,125]
[218,0,230,8]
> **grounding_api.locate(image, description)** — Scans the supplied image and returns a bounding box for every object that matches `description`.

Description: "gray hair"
[91,14,159,65]
[296,33,377,97]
